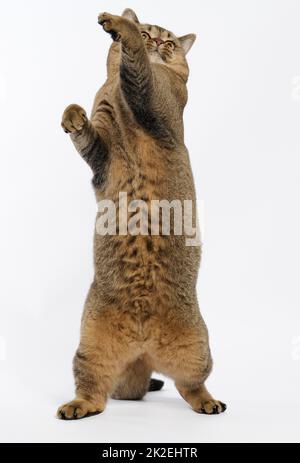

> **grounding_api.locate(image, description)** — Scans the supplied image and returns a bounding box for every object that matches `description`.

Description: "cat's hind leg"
[57,286,140,420]
[151,315,226,414]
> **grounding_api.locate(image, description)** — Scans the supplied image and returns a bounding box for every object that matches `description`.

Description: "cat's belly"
[94,232,200,317]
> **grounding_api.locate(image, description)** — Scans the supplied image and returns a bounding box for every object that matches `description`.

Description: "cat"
[57,8,226,419]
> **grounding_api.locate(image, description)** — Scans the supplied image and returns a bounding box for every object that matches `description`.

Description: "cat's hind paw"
[196,400,227,415]
[57,399,103,420]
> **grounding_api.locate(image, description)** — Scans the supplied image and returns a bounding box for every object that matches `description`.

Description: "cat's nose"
[154,38,163,47]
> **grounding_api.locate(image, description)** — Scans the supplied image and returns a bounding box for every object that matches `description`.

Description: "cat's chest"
[108,131,170,200]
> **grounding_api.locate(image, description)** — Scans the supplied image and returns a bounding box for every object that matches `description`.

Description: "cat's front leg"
[61,104,109,188]
[98,12,174,145]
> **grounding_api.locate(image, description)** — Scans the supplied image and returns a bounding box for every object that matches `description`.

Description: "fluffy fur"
[57,9,226,420]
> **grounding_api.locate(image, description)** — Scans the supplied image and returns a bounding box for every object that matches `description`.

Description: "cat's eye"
[164,41,176,50]
[141,31,151,41]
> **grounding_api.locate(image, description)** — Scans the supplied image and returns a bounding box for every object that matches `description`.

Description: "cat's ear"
[178,34,196,54]
[122,8,140,24]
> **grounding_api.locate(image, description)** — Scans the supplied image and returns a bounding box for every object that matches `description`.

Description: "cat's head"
[106,9,196,80]
[121,9,195,78]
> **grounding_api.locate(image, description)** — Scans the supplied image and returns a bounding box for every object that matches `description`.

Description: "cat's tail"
[148,378,164,392]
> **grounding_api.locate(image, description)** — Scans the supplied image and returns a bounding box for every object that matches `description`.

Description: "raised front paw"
[57,398,103,420]
[61,104,87,134]
[98,12,124,41]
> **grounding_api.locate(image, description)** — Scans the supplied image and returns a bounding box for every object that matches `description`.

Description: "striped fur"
[57,9,226,420]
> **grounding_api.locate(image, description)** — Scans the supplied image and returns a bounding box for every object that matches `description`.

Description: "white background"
[0,0,299,443]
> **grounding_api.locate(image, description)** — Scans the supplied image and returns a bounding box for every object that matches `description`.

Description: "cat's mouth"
[147,47,167,62]
[155,49,167,62]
